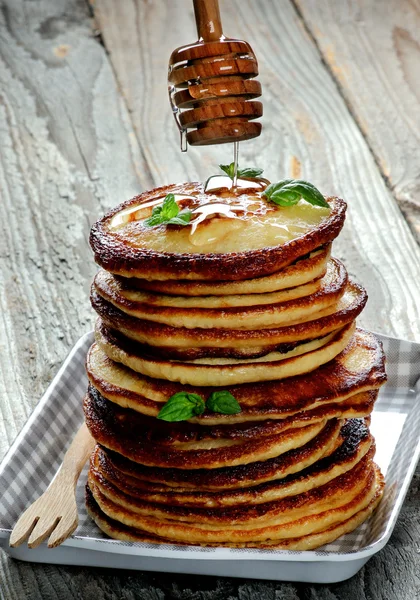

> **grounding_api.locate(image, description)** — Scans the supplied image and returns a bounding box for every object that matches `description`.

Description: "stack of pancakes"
[84,180,386,550]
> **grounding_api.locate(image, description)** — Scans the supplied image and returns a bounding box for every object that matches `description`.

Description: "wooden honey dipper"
[168,0,263,149]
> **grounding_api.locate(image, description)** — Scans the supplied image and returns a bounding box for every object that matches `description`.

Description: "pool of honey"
[109,177,330,254]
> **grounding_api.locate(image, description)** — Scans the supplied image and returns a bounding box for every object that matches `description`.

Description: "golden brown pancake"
[91,333,325,362]
[84,387,334,469]
[97,271,324,310]
[94,320,355,386]
[86,329,385,423]
[88,451,373,526]
[127,246,331,296]
[92,259,347,329]
[84,383,376,469]
[96,269,324,310]
[91,279,366,350]
[90,419,374,506]
[86,419,365,491]
[91,419,368,491]
[90,182,346,280]
[85,480,383,549]
[86,382,376,441]
[86,462,383,545]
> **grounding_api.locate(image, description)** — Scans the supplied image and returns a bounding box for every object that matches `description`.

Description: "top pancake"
[90,181,346,280]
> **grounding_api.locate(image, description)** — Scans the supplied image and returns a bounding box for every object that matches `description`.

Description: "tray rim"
[0,330,419,566]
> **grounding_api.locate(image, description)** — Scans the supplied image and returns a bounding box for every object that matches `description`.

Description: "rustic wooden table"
[1,0,420,598]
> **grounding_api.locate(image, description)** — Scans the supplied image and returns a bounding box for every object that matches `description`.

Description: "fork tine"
[47,514,78,548]
[27,516,61,549]
[9,423,94,549]
[9,512,39,548]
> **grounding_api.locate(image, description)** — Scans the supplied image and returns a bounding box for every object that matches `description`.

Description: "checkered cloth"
[0,332,419,558]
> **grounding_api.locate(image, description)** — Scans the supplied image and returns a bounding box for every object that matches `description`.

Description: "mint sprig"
[263,179,329,208]
[144,193,192,227]
[219,163,264,180]
[157,392,205,422]
[157,390,242,422]
[206,391,242,415]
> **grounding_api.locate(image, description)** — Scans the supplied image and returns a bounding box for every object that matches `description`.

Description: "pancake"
[96,270,323,310]
[127,246,331,296]
[84,387,332,469]
[85,480,383,549]
[91,279,367,349]
[86,180,386,551]
[88,451,373,526]
[86,383,376,443]
[92,259,347,329]
[91,419,374,506]
[86,462,382,544]
[85,386,377,452]
[89,419,365,491]
[94,320,355,386]
[90,181,346,281]
[87,328,385,423]
[90,335,325,362]
[88,355,378,422]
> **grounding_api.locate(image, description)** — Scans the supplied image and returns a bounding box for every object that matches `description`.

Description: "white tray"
[1,332,419,584]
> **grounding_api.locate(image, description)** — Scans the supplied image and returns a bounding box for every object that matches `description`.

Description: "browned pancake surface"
[126,246,331,296]
[84,386,335,469]
[91,279,366,349]
[90,182,346,280]
[91,419,373,506]
[86,463,382,544]
[88,451,374,525]
[87,328,385,421]
[92,259,347,330]
[85,481,384,549]
[89,419,369,491]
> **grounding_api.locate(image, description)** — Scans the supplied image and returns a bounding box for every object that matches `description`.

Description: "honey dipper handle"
[193,0,223,41]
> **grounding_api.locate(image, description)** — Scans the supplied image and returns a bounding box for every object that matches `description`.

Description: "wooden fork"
[9,422,95,549]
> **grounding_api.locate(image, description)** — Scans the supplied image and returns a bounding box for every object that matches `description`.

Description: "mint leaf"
[166,210,192,226]
[219,163,235,179]
[143,213,165,227]
[263,179,329,208]
[237,167,264,178]
[144,194,192,227]
[206,391,242,415]
[157,392,205,422]
[160,194,179,219]
[219,163,264,180]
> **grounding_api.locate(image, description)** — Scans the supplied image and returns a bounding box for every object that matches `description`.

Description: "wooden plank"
[0,0,150,463]
[294,0,420,241]
[94,0,420,342]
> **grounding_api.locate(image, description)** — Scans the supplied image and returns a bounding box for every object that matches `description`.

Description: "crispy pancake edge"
[88,419,348,490]
[126,246,331,296]
[91,279,367,348]
[86,464,382,543]
[85,478,384,549]
[86,328,386,421]
[90,183,346,280]
[91,259,348,329]
[91,425,374,506]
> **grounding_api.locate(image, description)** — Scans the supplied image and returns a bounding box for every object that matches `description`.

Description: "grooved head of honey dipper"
[187,120,262,146]
[168,38,263,146]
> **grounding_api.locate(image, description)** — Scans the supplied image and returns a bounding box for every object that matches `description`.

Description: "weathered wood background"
[1,0,419,598]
